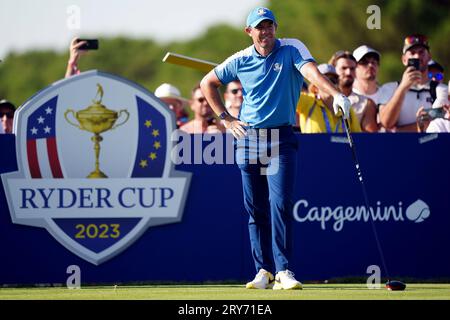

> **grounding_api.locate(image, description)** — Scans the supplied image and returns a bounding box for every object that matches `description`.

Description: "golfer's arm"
[301,62,340,97]
[200,70,228,117]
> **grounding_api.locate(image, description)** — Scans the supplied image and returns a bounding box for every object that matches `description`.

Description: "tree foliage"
[0,0,448,107]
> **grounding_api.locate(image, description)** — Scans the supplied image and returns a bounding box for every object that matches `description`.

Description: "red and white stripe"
[27,137,63,178]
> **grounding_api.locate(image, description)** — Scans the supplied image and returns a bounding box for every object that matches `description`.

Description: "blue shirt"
[215,38,315,128]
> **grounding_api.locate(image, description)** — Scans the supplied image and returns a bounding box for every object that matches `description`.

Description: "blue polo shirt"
[215,38,315,128]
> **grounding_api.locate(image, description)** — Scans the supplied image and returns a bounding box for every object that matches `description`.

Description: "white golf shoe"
[273,270,302,290]
[245,269,275,289]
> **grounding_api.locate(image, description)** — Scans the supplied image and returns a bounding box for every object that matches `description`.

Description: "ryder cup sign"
[1,70,191,265]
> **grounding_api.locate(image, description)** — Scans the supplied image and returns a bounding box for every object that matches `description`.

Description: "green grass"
[1,284,450,300]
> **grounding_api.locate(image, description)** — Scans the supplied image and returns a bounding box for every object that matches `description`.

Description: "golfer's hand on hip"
[223,116,248,139]
[333,94,351,120]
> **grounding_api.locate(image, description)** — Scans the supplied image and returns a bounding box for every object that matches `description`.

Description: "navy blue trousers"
[235,126,298,274]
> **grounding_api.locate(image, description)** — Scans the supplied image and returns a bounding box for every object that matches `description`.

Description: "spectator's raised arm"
[65,37,87,78]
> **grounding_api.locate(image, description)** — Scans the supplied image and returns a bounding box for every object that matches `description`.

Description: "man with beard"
[179,84,225,134]
[329,51,378,132]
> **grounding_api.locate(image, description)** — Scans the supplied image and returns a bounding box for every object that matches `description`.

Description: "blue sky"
[0,0,266,58]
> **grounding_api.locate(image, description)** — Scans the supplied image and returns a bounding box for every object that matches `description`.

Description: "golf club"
[162,52,217,72]
[342,115,406,291]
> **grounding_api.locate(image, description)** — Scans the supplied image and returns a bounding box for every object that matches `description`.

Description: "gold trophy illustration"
[65,83,129,178]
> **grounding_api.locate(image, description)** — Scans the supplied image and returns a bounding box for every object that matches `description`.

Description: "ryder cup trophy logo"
[1,70,191,265]
[64,83,129,178]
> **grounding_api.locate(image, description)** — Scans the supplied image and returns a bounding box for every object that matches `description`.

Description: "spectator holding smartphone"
[379,34,448,132]
[426,102,450,133]
[416,95,450,133]
[65,37,91,78]
[65,38,98,78]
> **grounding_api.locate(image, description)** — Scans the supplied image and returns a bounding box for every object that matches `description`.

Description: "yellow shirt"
[297,93,361,133]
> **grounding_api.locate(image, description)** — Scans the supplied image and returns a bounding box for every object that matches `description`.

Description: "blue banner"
[1,133,449,284]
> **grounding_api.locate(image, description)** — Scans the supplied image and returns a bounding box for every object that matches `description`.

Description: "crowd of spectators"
[296,34,449,133]
[1,34,449,135]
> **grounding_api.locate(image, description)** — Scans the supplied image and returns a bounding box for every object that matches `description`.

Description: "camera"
[424,107,445,119]
[418,107,445,124]
[407,58,420,71]
[76,39,99,50]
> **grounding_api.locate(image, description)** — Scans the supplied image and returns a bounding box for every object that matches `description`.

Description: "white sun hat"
[154,83,189,105]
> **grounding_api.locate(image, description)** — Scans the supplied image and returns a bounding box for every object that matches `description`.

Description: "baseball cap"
[432,97,449,109]
[155,83,188,104]
[0,99,16,112]
[353,45,380,63]
[428,60,444,72]
[246,7,277,28]
[402,34,429,54]
[432,86,449,108]
[317,64,337,76]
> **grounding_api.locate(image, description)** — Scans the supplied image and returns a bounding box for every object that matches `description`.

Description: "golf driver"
[342,116,406,291]
[162,52,217,72]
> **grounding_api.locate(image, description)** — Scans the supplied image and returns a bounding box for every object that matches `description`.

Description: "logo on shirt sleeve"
[273,63,282,72]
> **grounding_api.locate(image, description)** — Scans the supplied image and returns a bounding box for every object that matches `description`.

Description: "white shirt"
[348,92,369,123]
[353,86,385,106]
[426,118,450,133]
[379,82,448,126]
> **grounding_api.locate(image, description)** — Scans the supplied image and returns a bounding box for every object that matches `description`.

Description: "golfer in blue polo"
[201,7,351,290]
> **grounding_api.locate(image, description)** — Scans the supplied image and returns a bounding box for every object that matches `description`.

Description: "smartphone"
[76,39,99,50]
[424,107,445,119]
[407,58,420,71]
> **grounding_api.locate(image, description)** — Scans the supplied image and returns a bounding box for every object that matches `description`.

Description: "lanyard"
[320,106,344,133]
[305,99,317,132]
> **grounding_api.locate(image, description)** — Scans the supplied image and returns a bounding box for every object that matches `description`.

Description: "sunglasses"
[428,72,444,81]
[404,34,428,46]
[358,57,379,66]
[229,88,242,94]
[0,111,14,119]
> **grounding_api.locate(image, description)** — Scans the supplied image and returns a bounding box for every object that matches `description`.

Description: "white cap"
[353,45,380,63]
[154,83,188,104]
[317,63,337,76]
[432,97,449,109]
[432,85,449,108]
